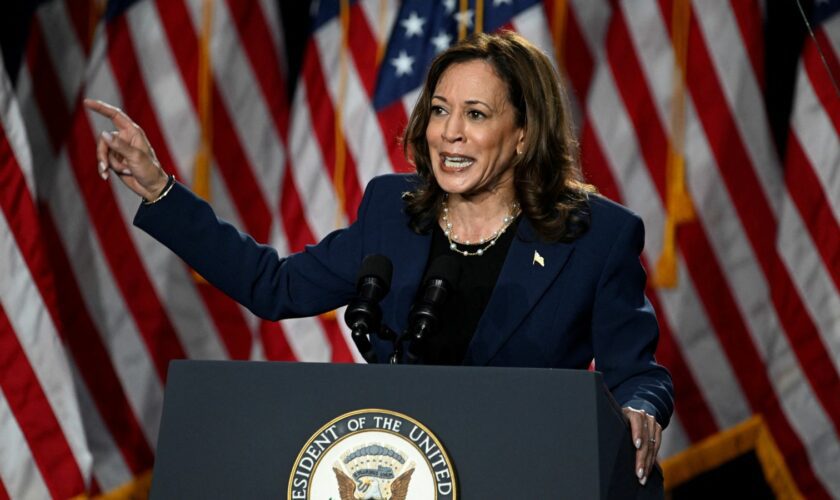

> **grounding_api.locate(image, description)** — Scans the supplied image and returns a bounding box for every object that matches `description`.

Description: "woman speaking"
[85,31,673,486]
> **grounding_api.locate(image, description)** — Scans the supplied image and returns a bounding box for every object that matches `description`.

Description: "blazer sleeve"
[591,213,674,427]
[133,179,379,320]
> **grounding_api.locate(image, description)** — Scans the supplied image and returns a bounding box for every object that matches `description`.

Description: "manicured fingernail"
[98,161,106,173]
[640,476,647,486]
[100,170,108,180]
[122,169,131,175]
[101,131,113,142]
[635,438,641,449]
[637,467,644,479]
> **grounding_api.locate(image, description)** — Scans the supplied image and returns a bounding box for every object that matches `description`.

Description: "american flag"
[573,0,840,496]
[2,0,840,497]
[0,48,92,499]
[778,0,840,492]
[7,0,361,495]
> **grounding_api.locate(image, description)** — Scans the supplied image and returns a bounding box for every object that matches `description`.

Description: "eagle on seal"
[332,467,414,500]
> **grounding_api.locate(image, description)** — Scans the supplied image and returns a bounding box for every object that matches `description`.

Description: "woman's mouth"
[441,154,475,171]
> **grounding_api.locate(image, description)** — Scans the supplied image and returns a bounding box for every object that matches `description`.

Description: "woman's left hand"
[83,98,169,200]
[622,406,662,485]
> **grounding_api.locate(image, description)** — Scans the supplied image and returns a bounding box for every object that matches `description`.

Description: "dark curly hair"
[402,31,593,242]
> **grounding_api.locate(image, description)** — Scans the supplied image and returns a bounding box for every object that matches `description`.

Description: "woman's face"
[425,60,524,200]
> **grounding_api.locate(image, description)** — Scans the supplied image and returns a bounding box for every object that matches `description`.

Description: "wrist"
[148,171,169,195]
[142,174,176,205]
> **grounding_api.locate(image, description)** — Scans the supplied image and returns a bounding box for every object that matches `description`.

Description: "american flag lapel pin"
[533,250,545,267]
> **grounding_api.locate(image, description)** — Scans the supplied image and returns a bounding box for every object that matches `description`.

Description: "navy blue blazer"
[135,174,673,426]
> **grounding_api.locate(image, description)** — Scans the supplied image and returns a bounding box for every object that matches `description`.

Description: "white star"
[431,31,452,53]
[443,0,456,13]
[401,11,426,38]
[453,9,474,29]
[391,50,415,76]
[494,0,513,5]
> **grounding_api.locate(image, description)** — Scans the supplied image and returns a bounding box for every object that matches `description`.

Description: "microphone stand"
[389,256,460,364]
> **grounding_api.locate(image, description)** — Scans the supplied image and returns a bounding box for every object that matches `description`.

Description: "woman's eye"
[467,110,485,120]
[431,105,446,115]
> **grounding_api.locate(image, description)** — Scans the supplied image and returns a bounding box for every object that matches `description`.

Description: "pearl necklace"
[441,195,519,257]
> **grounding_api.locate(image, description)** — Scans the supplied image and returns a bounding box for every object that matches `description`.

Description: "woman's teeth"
[443,156,474,169]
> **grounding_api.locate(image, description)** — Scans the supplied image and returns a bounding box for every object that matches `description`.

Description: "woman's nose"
[441,115,464,142]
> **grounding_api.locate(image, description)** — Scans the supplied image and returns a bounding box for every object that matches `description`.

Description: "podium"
[150,360,663,499]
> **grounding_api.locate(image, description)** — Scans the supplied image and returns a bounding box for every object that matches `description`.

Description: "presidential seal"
[288,409,456,500]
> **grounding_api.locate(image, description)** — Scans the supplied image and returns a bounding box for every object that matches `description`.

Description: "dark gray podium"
[150,360,662,499]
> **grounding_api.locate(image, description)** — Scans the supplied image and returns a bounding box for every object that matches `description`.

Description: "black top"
[419,218,519,364]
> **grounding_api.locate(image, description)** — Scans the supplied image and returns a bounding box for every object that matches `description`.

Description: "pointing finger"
[84,98,135,131]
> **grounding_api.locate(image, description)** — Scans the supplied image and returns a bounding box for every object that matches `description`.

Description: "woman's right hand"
[84,98,169,200]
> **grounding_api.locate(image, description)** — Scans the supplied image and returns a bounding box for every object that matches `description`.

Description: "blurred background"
[1,0,838,498]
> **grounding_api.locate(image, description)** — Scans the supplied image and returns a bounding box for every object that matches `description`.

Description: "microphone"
[344,254,393,363]
[404,255,461,363]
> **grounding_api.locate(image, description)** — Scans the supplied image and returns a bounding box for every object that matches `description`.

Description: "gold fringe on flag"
[474,0,484,35]
[375,0,389,66]
[334,0,351,227]
[550,0,568,71]
[661,415,803,499]
[192,0,214,202]
[72,470,152,499]
[88,0,106,45]
[190,0,214,284]
[653,0,696,288]
[458,0,469,41]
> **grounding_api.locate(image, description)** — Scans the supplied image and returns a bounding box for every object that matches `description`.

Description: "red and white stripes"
[572,0,840,496]
[0,49,91,499]
[5,0,840,497]
[10,0,361,494]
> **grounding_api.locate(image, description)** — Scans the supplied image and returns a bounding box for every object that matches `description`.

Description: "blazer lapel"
[464,218,575,365]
